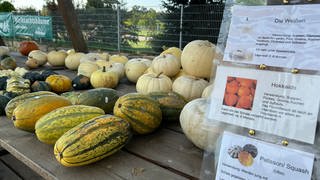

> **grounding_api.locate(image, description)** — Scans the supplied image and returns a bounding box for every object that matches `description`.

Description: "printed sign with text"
[224,5,320,70]
[207,66,320,144]
[216,132,314,180]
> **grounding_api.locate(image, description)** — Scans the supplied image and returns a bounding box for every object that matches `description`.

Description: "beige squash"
[172,69,188,81]
[80,53,101,63]
[98,52,110,60]
[172,75,209,102]
[67,49,75,55]
[152,54,180,77]
[47,50,68,67]
[160,47,182,62]
[181,40,222,79]
[77,61,99,78]
[28,50,47,66]
[0,46,9,56]
[109,55,128,64]
[125,59,151,83]
[136,73,172,94]
[25,58,39,69]
[90,66,119,88]
[106,63,125,79]
[180,98,223,151]
[65,52,85,70]
[201,83,214,98]
[96,59,113,68]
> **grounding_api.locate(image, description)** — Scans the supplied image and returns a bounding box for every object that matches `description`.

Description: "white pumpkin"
[109,54,128,64]
[67,49,75,55]
[47,50,68,66]
[0,46,9,56]
[201,83,214,98]
[125,59,151,83]
[172,75,209,102]
[96,59,113,68]
[180,98,223,151]
[172,69,188,81]
[151,54,180,77]
[77,61,99,78]
[160,47,182,62]
[28,50,47,66]
[65,52,85,70]
[105,63,125,79]
[98,52,110,60]
[136,73,172,94]
[80,53,101,63]
[14,67,29,77]
[181,40,222,79]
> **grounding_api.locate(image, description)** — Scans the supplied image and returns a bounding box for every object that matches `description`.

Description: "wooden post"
[57,0,88,53]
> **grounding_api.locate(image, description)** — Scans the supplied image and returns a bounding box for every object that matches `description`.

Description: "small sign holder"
[200,0,320,179]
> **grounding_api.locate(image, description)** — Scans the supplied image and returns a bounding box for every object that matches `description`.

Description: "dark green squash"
[77,88,119,114]
[72,75,91,90]
[31,81,51,92]
[149,92,187,122]
[41,70,58,80]
[0,76,8,90]
[23,71,43,84]
[3,91,19,100]
[0,95,10,115]
[1,57,17,70]
[0,54,10,60]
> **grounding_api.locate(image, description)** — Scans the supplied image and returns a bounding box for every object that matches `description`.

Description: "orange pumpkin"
[45,75,72,93]
[19,41,39,56]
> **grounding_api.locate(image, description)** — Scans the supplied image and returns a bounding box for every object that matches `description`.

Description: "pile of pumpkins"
[2,39,226,167]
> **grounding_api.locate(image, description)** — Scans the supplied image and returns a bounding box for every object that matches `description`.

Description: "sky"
[10,0,162,10]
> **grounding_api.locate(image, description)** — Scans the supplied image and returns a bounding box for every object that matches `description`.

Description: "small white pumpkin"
[172,69,188,81]
[90,66,119,88]
[47,50,68,66]
[160,47,182,62]
[125,59,151,83]
[180,98,223,151]
[80,53,101,63]
[106,63,125,79]
[67,49,75,55]
[28,50,47,66]
[152,54,180,77]
[136,73,172,94]
[109,54,128,64]
[201,83,214,98]
[77,61,99,78]
[65,52,85,70]
[0,46,9,56]
[172,75,209,102]
[181,40,222,79]
[98,52,110,61]
[96,59,113,68]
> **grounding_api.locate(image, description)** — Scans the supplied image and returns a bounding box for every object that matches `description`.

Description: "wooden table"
[0,53,204,180]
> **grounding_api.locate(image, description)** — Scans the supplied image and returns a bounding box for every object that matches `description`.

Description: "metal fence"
[5,4,225,55]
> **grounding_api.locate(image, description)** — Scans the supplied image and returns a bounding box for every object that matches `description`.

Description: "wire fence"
[5,4,225,55]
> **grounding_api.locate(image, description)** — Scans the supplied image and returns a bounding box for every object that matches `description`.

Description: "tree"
[85,0,120,9]
[151,0,225,52]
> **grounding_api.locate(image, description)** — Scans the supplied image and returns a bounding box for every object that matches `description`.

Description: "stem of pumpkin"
[102,66,106,72]
[156,72,163,78]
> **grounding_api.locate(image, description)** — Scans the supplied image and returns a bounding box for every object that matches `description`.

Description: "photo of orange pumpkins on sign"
[223,77,256,110]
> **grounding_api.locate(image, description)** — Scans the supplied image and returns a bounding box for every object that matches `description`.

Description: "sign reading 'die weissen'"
[216,132,314,180]
[224,5,320,70]
[207,66,320,144]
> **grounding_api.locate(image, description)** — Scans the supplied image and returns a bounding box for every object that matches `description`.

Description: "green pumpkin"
[0,54,10,60]
[0,76,8,90]
[3,91,19,100]
[0,57,17,70]
[23,71,43,84]
[31,81,51,92]
[41,70,58,80]
[72,75,91,90]
[0,95,10,115]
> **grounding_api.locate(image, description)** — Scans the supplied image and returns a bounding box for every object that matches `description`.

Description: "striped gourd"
[113,93,162,134]
[35,105,105,145]
[54,115,131,167]
[5,91,57,118]
[149,92,187,121]
[12,95,72,132]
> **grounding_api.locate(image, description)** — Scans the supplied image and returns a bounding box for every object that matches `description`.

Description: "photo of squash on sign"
[223,76,256,110]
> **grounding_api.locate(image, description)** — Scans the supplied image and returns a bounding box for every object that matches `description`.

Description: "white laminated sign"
[224,5,320,70]
[216,132,314,180]
[207,66,320,144]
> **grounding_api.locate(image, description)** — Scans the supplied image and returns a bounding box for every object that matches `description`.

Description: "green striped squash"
[149,92,187,121]
[113,93,162,134]
[35,105,105,144]
[54,115,131,167]
[5,91,57,118]
[77,88,119,114]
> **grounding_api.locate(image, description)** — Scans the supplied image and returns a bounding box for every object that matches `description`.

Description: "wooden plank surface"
[0,160,22,180]
[0,118,188,180]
